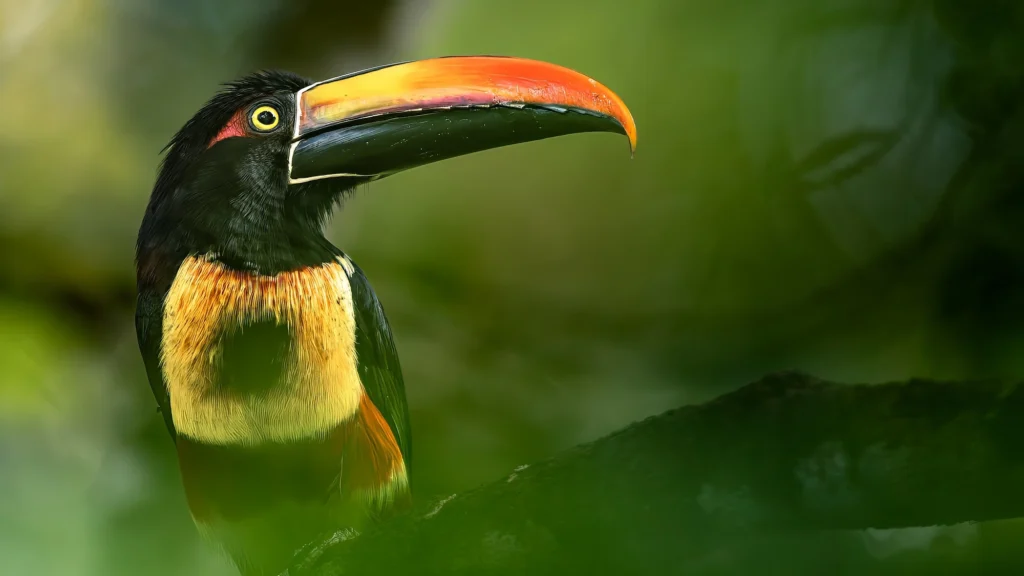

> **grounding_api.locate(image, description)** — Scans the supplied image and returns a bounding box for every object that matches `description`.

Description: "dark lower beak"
[287,56,636,184]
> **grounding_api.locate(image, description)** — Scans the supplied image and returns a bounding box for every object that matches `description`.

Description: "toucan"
[134,56,636,575]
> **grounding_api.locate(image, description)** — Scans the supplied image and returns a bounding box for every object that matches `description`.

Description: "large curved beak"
[288,56,636,184]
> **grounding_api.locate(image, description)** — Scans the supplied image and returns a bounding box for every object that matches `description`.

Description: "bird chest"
[160,254,364,445]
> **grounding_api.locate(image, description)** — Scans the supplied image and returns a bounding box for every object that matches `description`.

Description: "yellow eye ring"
[250,105,280,132]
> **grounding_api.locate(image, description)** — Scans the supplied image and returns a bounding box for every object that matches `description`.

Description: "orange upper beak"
[287,56,636,183]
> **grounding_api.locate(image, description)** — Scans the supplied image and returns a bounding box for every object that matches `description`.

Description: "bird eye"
[249,105,280,132]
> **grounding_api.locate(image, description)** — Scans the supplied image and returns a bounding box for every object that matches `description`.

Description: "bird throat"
[160,253,364,445]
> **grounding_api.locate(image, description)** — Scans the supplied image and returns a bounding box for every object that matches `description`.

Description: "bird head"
[136,57,636,286]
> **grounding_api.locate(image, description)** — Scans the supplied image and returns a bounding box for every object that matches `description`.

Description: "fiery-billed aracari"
[135,56,635,575]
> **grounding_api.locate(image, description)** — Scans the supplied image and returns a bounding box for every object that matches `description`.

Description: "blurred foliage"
[1,0,1024,574]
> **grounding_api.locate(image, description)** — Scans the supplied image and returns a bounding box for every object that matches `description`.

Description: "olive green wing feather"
[347,259,412,469]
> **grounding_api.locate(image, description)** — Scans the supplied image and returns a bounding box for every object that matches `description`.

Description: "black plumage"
[135,70,410,575]
[134,56,634,575]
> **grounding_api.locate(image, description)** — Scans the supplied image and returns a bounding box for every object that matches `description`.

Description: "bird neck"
[139,134,348,284]
[208,215,337,276]
[138,203,340,292]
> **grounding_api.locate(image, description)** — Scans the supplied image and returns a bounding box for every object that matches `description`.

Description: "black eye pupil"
[257,110,276,125]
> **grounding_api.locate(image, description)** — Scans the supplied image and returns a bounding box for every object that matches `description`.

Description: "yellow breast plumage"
[161,254,364,445]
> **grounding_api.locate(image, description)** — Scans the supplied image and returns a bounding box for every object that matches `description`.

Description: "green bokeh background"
[3,0,1023,573]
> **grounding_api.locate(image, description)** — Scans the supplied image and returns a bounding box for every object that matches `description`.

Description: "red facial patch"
[208,108,249,148]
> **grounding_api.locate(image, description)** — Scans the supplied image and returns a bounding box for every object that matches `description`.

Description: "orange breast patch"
[161,254,364,445]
